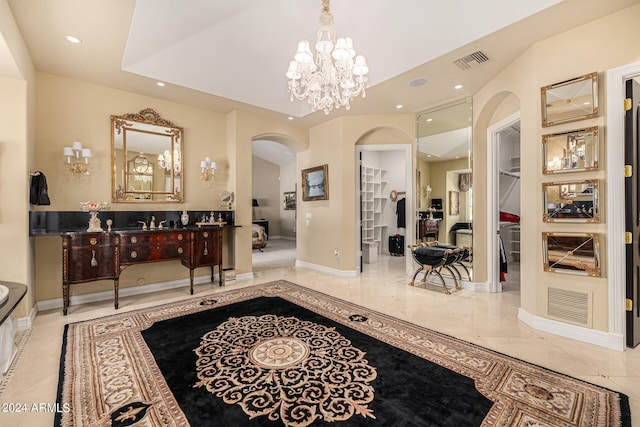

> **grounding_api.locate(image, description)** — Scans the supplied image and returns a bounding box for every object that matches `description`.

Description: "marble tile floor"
[0,252,637,426]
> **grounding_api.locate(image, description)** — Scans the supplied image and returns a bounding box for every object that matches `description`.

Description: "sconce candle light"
[63,141,91,174]
[200,157,217,181]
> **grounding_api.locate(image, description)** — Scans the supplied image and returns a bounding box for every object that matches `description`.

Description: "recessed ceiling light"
[156,82,166,87]
[409,78,428,87]
[396,104,403,109]
[426,118,433,122]
[65,35,82,44]
[288,117,294,120]
[454,84,463,90]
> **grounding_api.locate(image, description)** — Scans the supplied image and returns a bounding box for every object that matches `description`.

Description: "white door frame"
[607,62,640,349]
[355,144,414,275]
[487,112,520,293]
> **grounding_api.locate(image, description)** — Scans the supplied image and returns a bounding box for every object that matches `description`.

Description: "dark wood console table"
[61,227,224,315]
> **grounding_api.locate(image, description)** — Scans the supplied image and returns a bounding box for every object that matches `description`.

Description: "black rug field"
[55,281,631,426]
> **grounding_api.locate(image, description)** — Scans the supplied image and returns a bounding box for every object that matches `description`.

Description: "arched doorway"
[251,134,305,273]
[354,127,415,275]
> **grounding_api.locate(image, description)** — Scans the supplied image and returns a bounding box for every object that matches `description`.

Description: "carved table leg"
[114,279,119,309]
[63,284,69,315]
[219,264,224,286]
[190,269,194,295]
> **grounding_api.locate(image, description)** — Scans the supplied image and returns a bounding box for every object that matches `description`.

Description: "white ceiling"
[122,0,564,118]
[3,0,639,165]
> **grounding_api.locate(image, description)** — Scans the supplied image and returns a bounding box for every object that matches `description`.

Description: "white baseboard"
[16,307,36,331]
[295,260,357,277]
[235,272,254,281]
[518,307,625,352]
[36,274,219,312]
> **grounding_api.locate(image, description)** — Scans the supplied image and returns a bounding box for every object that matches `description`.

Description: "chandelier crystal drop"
[286,0,369,115]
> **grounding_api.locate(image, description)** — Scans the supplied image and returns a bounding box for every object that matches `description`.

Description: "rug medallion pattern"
[56,281,629,426]
[193,314,377,425]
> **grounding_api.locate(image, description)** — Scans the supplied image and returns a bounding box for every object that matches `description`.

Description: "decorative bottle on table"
[181,210,189,226]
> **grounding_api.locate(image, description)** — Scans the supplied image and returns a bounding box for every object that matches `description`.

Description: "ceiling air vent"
[547,287,592,327]
[453,51,490,70]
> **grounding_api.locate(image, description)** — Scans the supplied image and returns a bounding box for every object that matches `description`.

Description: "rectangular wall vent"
[453,51,490,70]
[547,287,592,327]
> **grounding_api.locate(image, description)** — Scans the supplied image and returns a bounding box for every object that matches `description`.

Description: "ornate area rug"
[55,281,631,426]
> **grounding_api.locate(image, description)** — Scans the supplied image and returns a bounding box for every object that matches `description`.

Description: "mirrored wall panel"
[111,109,184,203]
[542,127,599,174]
[542,232,600,276]
[542,180,599,223]
[416,98,473,278]
[541,72,598,127]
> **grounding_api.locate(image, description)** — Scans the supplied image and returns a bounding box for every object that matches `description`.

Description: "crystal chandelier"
[286,0,369,115]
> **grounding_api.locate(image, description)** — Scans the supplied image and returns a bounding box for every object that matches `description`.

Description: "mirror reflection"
[541,72,598,127]
[542,232,600,276]
[111,109,184,202]
[543,180,599,223]
[416,98,473,276]
[543,127,599,174]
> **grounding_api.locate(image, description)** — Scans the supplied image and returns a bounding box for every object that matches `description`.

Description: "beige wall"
[298,116,415,271]
[225,111,308,276]
[7,0,639,339]
[0,0,36,318]
[31,74,309,302]
[251,156,280,236]
[473,3,640,331]
[279,162,297,239]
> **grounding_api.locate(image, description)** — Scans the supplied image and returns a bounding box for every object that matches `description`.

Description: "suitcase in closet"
[389,235,404,256]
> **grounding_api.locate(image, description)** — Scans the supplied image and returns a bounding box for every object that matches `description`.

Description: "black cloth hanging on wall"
[30,171,51,205]
[396,198,405,228]
[499,235,508,281]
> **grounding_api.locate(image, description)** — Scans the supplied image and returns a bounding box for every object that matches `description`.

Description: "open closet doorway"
[488,113,521,292]
[251,138,298,272]
[356,144,413,275]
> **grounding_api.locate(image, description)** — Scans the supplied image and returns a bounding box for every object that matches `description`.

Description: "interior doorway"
[251,138,298,272]
[356,144,413,275]
[488,112,521,292]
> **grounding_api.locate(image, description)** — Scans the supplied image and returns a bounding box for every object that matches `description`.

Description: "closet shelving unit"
[499,155,521,262]
[361,165,388,251]
[510,225,521,261]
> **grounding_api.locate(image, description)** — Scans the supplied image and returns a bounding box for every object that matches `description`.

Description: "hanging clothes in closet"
[396,198,405,228]
[499,235,508,281]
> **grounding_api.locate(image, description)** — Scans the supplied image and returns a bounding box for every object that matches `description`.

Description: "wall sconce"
[200,157,217,181]
[63,141,91,174]
[424,185,432,198]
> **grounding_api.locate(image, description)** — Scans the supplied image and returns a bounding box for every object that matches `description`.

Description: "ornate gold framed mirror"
[111,109,184,202]
[542,180,599,223]
[542,232,600,276]
[541,72,598,127]
[542,127,599,174]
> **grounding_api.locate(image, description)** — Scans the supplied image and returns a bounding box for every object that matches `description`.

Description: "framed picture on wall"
[283,191,296,210]
[302,164,329,201]
[449,191,459,215]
